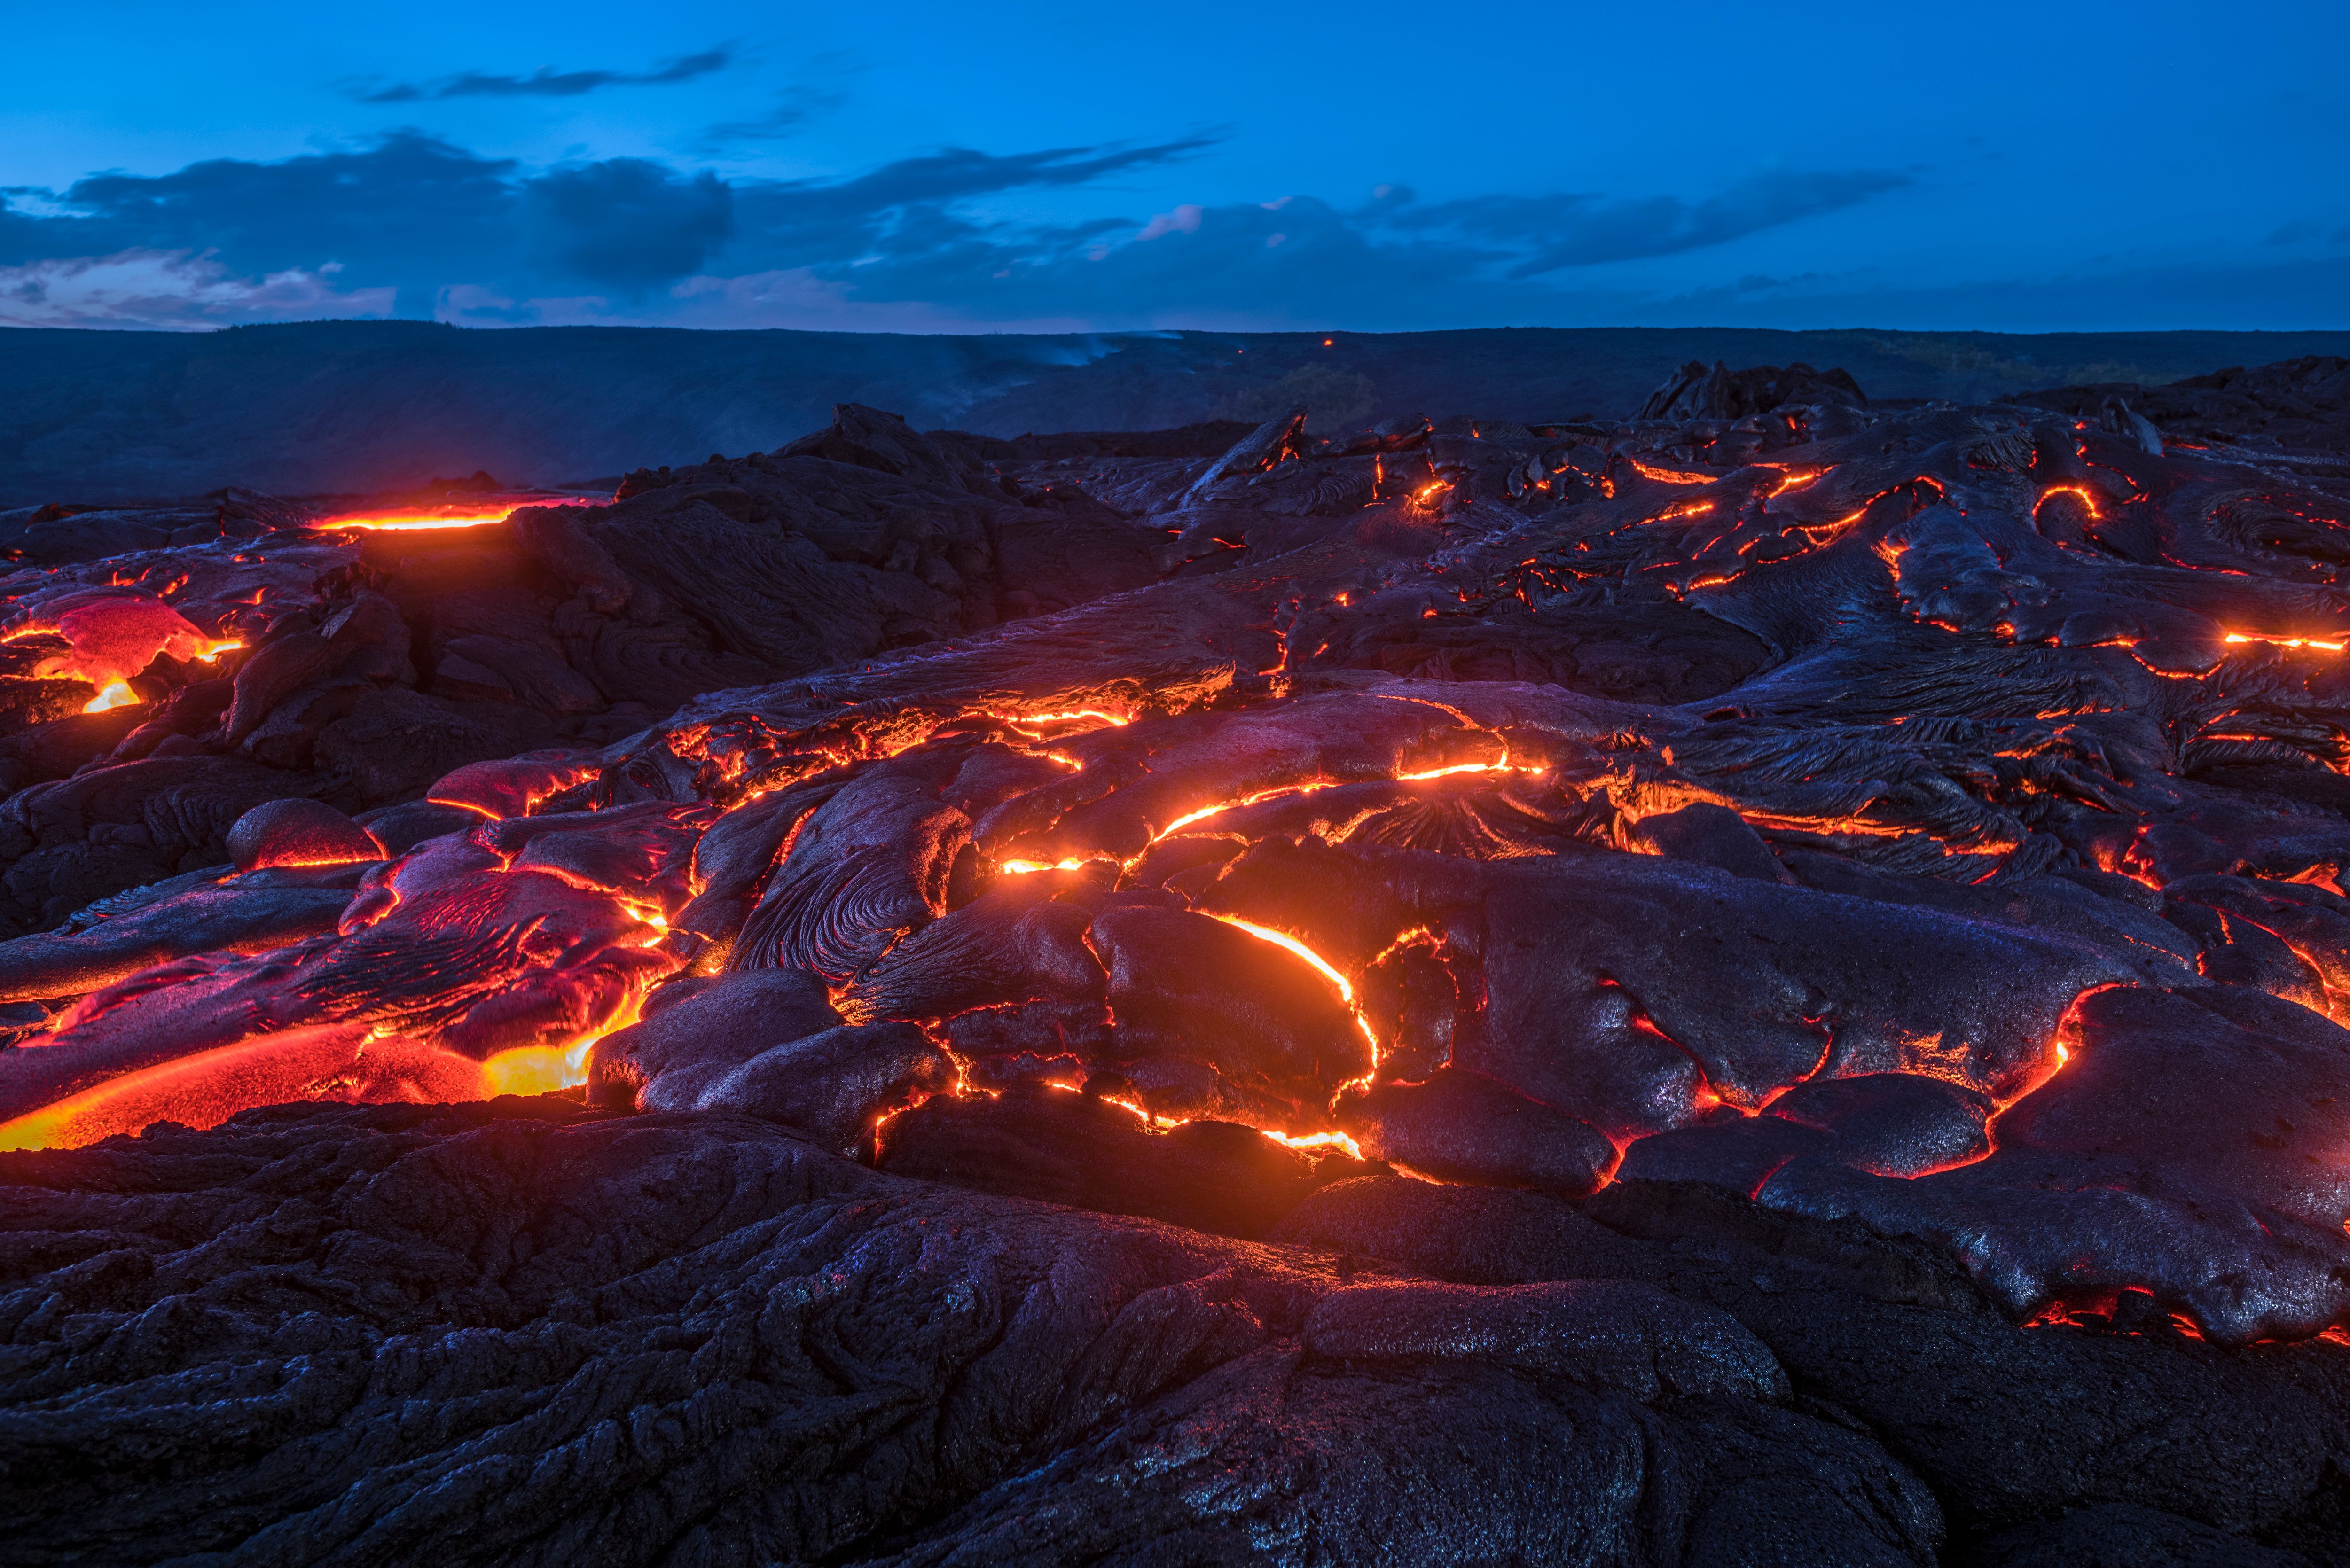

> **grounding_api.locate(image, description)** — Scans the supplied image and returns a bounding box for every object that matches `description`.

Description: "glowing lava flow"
[75,637,245,712]
[318,511,516,532]
[987,708,1133,731]
[82,680,141,714]
[2224,632,2348,653]
[1629,460,1715,485]
[1394,758,1545,781]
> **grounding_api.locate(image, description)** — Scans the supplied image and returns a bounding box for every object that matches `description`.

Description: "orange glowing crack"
[1393,759,1545,781]
[1204,911,1379,1057]
[2035,483,2105,522]
[1261,1128,1365,1158]
[318,511,516,532]
[1042,1078,1367,1160]
[986,708,1133,731]
[1629,460,1714,485]
[1157,783,1332,837]
[2224,633,2347,653]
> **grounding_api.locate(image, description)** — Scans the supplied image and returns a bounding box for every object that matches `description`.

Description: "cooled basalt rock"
[8,365,2350,1560]
[4,1101,2346,1565]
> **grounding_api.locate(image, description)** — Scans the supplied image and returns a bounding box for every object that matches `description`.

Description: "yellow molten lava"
[82,680,141,714]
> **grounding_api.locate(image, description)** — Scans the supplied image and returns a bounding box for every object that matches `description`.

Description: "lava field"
[6,357,2350,1565]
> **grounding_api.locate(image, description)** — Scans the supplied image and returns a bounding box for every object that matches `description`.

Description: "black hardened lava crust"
[7,365,2350,1564]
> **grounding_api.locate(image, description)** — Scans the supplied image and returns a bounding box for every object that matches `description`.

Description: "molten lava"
[318,510,517,532]
[81,680,140,714]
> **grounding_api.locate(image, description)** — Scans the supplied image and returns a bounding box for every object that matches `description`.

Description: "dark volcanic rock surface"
[3,1101,2344,1565]
[8,364,2350,1561]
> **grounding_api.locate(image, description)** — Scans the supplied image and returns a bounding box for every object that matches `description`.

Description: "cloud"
[0,251,392,329]
[1136,205,1203,241]
[694,57,856,151]
[0,133,1221,326]
[522,160,733,292]
[349,45,735,103]
[0,133,2040,334]
[1386,168,1913,276]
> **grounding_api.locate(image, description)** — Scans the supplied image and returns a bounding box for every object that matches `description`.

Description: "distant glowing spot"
[1000,858,1092,874]
[82,679,141,714]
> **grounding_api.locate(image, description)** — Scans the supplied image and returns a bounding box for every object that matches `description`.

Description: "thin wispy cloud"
[349,44,735,103]
[697,87,843,147]
[1385,169,1914,277]
[694,55,857,151]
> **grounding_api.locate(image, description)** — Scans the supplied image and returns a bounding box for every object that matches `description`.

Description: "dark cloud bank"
[3,129,2342,332]
[0,131,1932,329]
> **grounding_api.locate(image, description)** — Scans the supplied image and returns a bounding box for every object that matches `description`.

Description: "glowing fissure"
[2223,632,2348,653]
[318,511,516,532]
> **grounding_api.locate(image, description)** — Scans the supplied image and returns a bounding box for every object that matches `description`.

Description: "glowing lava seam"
[2224,632,2348,653]
[318,512,517,532]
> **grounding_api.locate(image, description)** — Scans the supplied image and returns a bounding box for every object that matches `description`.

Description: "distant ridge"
[7,320,2349,503]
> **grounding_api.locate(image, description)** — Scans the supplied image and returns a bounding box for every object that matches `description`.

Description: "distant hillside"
[7,320,2350,504]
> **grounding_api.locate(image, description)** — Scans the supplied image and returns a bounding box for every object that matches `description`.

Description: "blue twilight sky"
[3,0,2345,334]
